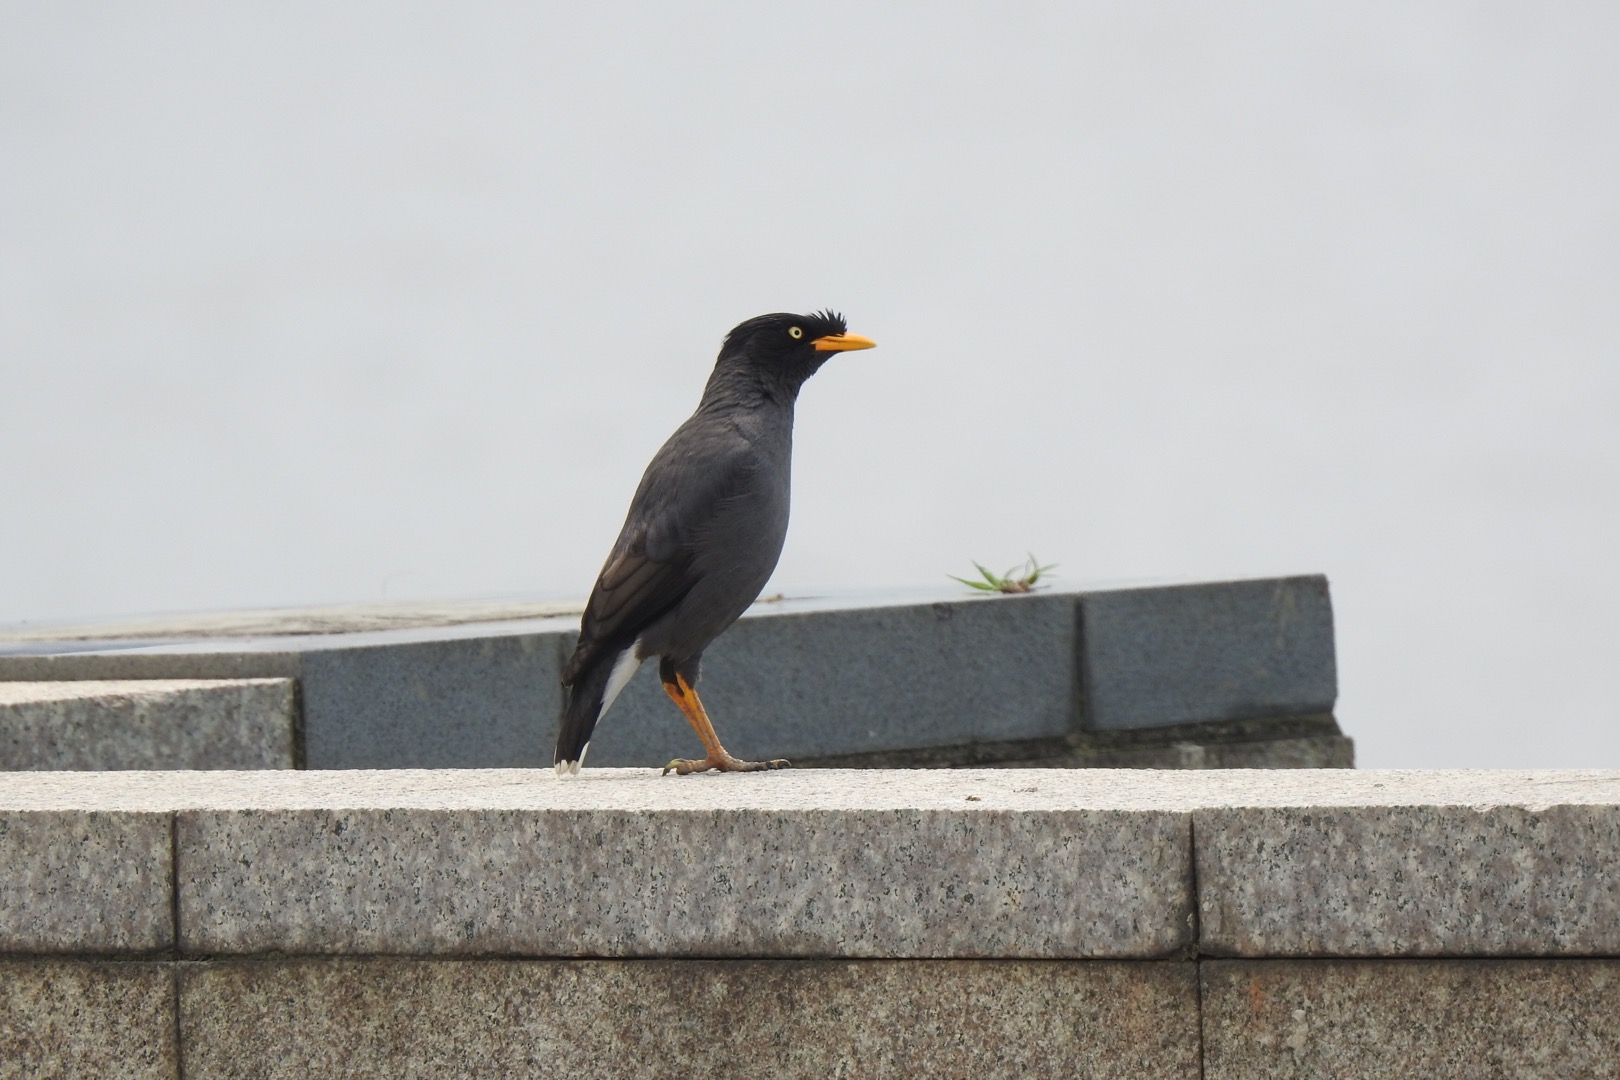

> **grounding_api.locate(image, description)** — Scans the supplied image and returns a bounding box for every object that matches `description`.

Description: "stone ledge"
[0,679,297,771]
[0,623,570,771]
[1076,576,1336,731]
[4,769,1618,961]
[1197,801,1620,956]
[5,770,1619,1076]
[177,803,1186,958]
[0,809,173,953]
[159,769,1193,958]
[0,576,1340,769]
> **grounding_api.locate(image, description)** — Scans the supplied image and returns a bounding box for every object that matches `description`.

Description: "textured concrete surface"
[0,961,176,1080]
[587,591,1078,766]
[0,678,296,770]
[1196,801,1620,956]
[1202,959,1620,1079]
[0,809,172,952]
[1079,575,1337,730]
[180,958,1199,1079]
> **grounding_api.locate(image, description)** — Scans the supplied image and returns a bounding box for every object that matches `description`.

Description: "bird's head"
[713,310,876,399]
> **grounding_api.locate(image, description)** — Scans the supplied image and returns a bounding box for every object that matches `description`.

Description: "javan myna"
[554,311,875,776]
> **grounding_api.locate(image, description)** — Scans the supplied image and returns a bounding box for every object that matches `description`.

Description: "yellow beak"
[810,332,877,353]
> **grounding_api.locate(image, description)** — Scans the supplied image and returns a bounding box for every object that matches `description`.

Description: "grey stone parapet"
[0,575,1347,771]
[1,769,1616,1077]
[0,679,297,771]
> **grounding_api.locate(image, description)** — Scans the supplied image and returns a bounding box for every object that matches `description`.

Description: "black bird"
[555,311,875,776]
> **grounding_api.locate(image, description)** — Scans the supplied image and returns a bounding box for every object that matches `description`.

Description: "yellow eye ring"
[788,326,803,339]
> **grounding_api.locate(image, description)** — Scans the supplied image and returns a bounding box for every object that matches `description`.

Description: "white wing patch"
[555,642,641,779]
[599,644,644,721]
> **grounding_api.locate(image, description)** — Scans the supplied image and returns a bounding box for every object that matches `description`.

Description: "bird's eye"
[788,326,803,339]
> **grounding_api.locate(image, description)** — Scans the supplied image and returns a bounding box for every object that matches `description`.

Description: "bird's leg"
[659,673,790,776]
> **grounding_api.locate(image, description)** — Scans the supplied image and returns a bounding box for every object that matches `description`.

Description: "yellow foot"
[661,755,792,776]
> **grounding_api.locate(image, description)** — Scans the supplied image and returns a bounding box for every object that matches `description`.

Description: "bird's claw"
[661,755,792,776]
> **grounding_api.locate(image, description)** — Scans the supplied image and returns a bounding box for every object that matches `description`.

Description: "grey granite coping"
[4,768,1202,960]
[583,589,1080,765]
[0,576,1341,769]
[0,599,586,643]
[0,618,578,770]
[1195,800,1620,956]
[175,803,1187,958]
[161,769,1195,959]
[0,809,173,953]
[1188,768,1620,961]
[0,679,296,771]
[5,770,1615,960]
[1078,576,1336,730]
[5,766,1616,814]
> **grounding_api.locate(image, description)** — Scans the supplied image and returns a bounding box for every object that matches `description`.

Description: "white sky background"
[2,3,1617,768]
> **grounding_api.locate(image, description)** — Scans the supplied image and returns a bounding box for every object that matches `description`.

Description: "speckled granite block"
[0,961,177,1080]
[179,958,1198,1080]
[584,592,1078,767]
[0,617,574,770]
[1079,575,1337,730]
[0,679,296,770]
[1202,959,1620,1079]
[14,768,1613,968]
[176,797,1191,959]
[2,578,1342,770]
[1196,802,1620,956]
[0,810,172,952]
[297,633,562,768]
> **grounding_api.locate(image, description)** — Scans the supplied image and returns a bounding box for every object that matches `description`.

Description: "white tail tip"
[554,743,589,778]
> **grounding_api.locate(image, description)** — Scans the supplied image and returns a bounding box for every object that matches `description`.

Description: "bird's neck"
[697,362,802,414]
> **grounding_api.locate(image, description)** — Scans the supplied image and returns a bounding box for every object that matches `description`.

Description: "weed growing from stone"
[949,555,1056,594]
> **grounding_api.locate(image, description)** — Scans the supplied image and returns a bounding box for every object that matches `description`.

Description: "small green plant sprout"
[948,555,1056,594]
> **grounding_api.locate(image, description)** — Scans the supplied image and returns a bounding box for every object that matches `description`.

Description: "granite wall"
[3,768,1615,1078]
[0,576,1351,772]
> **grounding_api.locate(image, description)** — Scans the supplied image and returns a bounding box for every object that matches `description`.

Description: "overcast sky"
[3,3,1617,768]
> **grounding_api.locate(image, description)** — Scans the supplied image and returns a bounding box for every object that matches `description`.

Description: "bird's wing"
[562,424,761,685]
[569,544,694,670]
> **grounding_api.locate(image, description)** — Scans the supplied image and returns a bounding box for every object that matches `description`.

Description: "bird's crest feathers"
[721,310,847,354]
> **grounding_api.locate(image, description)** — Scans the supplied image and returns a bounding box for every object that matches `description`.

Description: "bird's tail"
[555,643,641,776]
